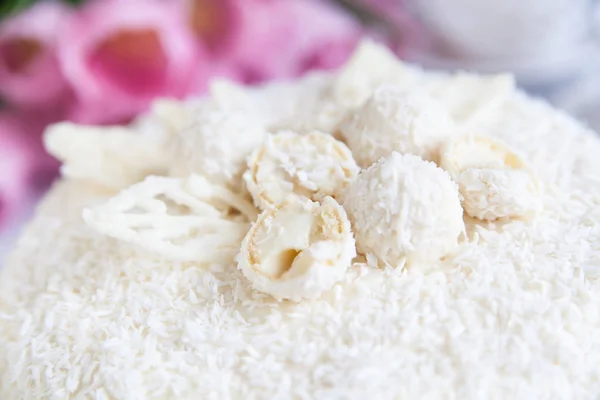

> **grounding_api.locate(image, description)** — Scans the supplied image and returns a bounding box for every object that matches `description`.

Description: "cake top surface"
[2,41,600,399]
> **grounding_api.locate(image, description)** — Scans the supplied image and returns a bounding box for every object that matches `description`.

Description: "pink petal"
[184,0,242,54]
[58,0,207,122]
[0,2,71,107]
[88,29,169,97]
[0,113,59,228]
[230,0,363,83]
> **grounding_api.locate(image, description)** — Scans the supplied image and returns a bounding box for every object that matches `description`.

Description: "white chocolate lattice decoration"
[83,174,257,263]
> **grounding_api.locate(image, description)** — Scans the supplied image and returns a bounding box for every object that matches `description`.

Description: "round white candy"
[170,109,268,191]
[340,85,455,168]
[342,152,464,266]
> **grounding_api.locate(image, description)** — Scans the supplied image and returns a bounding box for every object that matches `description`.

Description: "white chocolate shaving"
[44,122,170,190]
[236,197,355,301]
[440,133,542,220]
[244,131,360,209]
[83,174,257,263]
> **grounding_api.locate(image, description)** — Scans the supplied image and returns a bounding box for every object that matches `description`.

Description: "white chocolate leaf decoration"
[44,122,170,190]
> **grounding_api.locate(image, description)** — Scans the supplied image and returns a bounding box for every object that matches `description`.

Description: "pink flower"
[0,112,58,229]
[0,2,71,108]
[229,0,363,83]
[184,0,243,55]
[59,0,205,124]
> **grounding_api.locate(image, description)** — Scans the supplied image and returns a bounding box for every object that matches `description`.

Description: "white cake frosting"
[2,41,600,399]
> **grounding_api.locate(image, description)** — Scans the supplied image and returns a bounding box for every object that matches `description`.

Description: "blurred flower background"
[1,0,600,259]
[0,0,375,248]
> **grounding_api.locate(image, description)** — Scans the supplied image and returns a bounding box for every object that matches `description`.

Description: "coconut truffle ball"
[170,109,268,190]
[342,152,464,266]
[340,85,455,168]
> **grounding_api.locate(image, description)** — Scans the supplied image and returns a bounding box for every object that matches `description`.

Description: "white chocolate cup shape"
[440,134,542,220]
[236,197,356,301]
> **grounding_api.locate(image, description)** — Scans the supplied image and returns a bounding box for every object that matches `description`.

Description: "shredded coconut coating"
[244,131,360,209]
[441,134,543,220]
[236,197,355,301]
[340,86,455,167]
[342,152,464,266]
[169,110,268,191]
[44,122,170,190]
[3,43,600,400]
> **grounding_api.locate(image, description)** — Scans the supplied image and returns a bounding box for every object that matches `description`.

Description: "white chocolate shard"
[44,122,170,190]
[342,152,464,266]
[244,131,360,209]
[427,73,515,125]
[83,174,257,263]
[169,110,268,191]
[331,40,420,109]
[236,197,355,301]
[340,85,455,167]
[440,134,542,220]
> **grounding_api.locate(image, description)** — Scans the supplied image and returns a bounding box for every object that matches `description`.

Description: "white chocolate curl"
[236,197,356,301]
[244,131,360,209]
[340,85,455,167]
[44,122,170,190]
[440,134,542,220]
[83,174,257,263]
[342,152,464,266]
